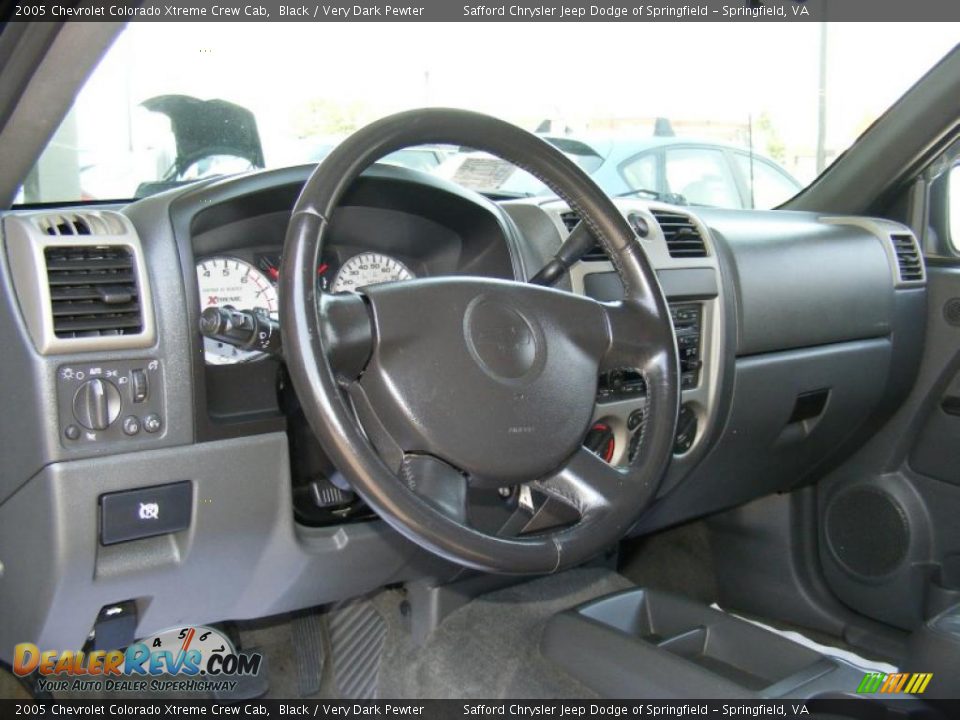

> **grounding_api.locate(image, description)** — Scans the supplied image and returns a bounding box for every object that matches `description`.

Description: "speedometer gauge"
[331,252,414,293]
[196,257,278,365]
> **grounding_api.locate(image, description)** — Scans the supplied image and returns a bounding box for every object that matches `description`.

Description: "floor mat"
[0,666,35,700]
[619,520,718,605]
[377,567,633,699]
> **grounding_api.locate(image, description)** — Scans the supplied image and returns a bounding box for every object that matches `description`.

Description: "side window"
[735,153,801,209]
[665,148,742,208]
[621,152,658,194]
[949,164,960,253]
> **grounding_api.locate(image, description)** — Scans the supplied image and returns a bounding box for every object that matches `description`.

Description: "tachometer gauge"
[196,257,278,365]
[331,252,414,293]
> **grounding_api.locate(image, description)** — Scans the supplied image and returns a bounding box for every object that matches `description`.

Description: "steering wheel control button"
[72,378,122,431]
[122,416,141,436]
[464,296,544,382]
[143,413,162,433]
[99,481,192,545]
[64,424,80,441]
[628,409,645,431]
[131,368,148,403]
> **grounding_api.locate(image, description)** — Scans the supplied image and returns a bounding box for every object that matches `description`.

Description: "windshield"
[18,23,959,209]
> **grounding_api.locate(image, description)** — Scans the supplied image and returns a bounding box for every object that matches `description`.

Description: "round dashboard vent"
[825,486,910,579]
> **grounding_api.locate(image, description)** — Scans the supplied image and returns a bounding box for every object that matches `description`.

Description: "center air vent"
[890,233,923,283]
[559,210,608,262]
[652,211,707,258]
[44,246,143,338]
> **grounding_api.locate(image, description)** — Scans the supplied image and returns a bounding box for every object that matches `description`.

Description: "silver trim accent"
[3,210,156,354]
[540,199,724,460]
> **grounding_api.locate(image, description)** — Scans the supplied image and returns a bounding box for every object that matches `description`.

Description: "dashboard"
[0,161,928,654]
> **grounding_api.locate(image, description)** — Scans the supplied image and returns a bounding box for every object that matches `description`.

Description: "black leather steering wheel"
[280,109,679,574]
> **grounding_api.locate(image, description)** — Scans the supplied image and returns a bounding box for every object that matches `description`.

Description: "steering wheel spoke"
[599,300,668,374]
[318,291,373,383]
[532,448,632,519]
[399,454,470,525]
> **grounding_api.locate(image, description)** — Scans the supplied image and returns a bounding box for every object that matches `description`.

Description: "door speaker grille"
[825,486,909,578]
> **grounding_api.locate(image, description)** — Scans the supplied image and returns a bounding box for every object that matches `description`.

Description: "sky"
[44,22,960,198]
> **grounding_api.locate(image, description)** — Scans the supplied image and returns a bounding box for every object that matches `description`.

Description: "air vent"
[44,246,143,338]
[890,233,923,282]
[35,212,125,237]
[559,210,608,262]
[652,211,707,258]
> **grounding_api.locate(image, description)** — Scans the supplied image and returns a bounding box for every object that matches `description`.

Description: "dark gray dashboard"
[0,163,928,655]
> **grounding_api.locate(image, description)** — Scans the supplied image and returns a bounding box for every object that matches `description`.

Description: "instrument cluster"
[196,249,417,365]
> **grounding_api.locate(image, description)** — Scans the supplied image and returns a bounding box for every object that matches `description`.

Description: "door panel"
[818,264,960,630]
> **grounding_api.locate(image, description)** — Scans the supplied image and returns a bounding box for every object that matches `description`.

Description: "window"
[735,153,802,209]
[950,164,960,254]
[665,148,742,208]
[16,24,960,205]
[621,153,659,195]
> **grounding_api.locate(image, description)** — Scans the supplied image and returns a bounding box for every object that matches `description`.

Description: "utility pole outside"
[816,22,828,174]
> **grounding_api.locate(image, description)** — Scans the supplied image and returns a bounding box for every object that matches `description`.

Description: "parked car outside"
[437,135,803,209]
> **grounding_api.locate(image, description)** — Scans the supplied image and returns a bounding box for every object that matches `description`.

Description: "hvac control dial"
[72,378,122,431]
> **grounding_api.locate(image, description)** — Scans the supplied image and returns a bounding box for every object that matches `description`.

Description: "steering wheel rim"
[281,108,679,574]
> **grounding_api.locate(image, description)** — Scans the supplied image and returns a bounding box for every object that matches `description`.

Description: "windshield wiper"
[614,188,688,205]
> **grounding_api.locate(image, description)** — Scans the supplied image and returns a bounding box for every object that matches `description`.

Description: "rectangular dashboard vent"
[652,211,707,258]
[890,233,923,282]
[559,210,608,262]
[44,246,143,338]
[36,212,126,237]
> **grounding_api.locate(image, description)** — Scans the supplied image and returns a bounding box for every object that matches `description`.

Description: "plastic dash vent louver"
[36,212,125,237]
[652,211,707,258]
[890,233,923,282]
[44,246,143,338]
[559,210,608,262]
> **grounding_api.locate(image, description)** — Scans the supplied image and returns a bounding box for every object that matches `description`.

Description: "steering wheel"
[280,109,679,574]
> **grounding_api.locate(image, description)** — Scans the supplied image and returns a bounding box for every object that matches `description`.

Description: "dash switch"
[131,368,148,403]
[100,481,192,545]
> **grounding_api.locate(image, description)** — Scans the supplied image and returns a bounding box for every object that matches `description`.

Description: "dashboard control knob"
[72,378,122,431]
[143,413,162,434]
[584,421,616,463]
[122,416,141,436]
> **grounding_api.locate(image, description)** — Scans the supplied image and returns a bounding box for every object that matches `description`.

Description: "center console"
[542,588,869,699]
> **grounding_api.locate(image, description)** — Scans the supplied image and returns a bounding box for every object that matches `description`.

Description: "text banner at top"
[7,0,960,22]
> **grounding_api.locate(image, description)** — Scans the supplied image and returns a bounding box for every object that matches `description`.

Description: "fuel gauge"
[256,252,335,291]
